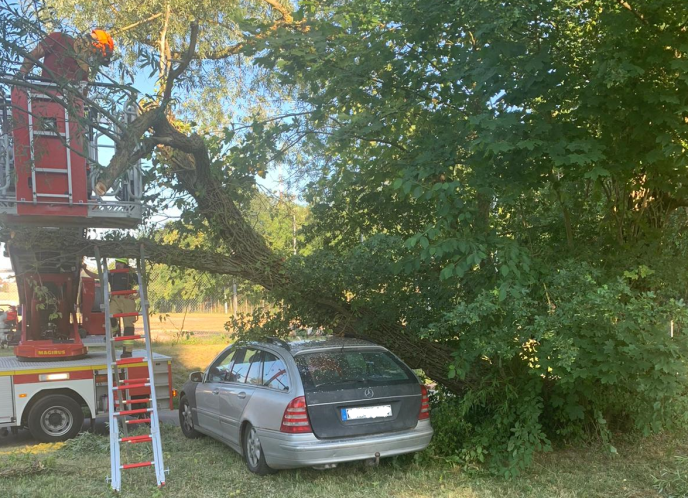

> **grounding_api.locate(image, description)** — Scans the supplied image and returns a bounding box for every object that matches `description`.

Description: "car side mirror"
[189,371,203,383]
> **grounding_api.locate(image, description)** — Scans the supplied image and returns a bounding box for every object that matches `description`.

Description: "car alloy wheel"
[246,426,262,468]
[182,402,194,433]
[178,395,201,439]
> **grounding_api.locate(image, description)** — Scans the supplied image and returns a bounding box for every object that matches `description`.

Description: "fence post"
[232,280,238,319]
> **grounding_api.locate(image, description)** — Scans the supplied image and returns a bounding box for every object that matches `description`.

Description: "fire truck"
[0,77,171,489]
[0,350,173,441]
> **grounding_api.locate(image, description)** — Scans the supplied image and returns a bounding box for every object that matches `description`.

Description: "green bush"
[425,262,688,476]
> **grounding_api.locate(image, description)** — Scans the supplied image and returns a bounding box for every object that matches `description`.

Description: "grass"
[1,424,688,497]
[152,341,228,398]
[148,313,231,340]
[2,337,688,497]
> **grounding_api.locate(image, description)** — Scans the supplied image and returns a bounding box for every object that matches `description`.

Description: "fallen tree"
[7,225,468,393]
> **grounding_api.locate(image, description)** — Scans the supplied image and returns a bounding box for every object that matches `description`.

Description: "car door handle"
[212,389,220,395]
[236,392,246,399]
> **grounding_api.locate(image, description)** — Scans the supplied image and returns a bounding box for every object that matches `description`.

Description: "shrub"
[425,262,688,476]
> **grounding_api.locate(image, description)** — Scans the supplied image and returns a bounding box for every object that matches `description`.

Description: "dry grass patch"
[152,342,228,394]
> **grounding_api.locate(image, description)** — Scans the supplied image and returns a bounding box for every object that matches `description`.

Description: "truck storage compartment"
[0,376,13,423]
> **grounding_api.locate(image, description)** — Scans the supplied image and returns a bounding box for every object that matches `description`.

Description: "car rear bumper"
[257,420,433,469]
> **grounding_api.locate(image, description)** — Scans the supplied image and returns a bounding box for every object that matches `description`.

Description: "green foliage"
[62,431,110,455]
[232,0,688,473]
[423,262,688,474]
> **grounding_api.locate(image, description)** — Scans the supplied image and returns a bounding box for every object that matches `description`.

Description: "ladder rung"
[114,408,152,417]
[122,461,154,470]
[125,418,151,425]
[116,398,151,405]
[112,335,144,342]
[113,383,149,391]
[34,130,67,137]
[35,193,70,198]
[114,356,147,366]
[111,312,140,318]
[34,168,69,174]
[109,268,134,274]
[120,435,152,444]
[111,289,138,296]
[120,377,149,384]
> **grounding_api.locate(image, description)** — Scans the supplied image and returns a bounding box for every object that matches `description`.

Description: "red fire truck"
[0,350,173,441]
[0,78,172,457]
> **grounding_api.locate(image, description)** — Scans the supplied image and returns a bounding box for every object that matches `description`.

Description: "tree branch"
[94,107,163,195]
[616,0,648,26]
[111,12,165,36]
[162,22,198,104]
[7,230,247,278]
[262,0,293,23]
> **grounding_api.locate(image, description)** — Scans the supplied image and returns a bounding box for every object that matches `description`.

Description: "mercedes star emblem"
[364,388,374,398]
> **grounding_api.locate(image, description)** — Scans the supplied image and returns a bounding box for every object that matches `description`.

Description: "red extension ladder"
[95,245,167,491]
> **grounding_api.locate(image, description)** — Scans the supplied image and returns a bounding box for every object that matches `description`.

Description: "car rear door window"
[295,349,415,390]
[262,352,290,391]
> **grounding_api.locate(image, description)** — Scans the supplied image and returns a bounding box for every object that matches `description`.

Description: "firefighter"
[17,29,114,82]
[82,258,137,358]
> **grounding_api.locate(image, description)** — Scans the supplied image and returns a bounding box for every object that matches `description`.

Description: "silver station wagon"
[179,337,434,474]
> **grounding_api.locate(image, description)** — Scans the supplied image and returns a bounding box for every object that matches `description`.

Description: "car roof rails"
[262,336,291,350]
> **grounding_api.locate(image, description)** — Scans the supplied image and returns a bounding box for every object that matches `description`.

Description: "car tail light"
[419,385,430,420]
[280,396,312,433]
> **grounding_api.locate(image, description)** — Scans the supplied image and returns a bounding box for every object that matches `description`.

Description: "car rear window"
[295,349,416,391]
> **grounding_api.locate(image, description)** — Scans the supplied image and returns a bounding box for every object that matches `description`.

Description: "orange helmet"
[89,29,114,61]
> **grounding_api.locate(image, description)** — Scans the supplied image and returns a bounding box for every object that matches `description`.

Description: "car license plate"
[341,405,392,421]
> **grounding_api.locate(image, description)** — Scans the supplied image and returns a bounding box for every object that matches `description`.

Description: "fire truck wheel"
[28,394,84,442]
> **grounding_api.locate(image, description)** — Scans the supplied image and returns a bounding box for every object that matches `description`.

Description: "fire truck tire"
[28,394,84,442]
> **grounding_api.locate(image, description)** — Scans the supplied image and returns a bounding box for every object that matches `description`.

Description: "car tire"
[243,423,276,476]
[28,394,84,442]
[179,395,202,438]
